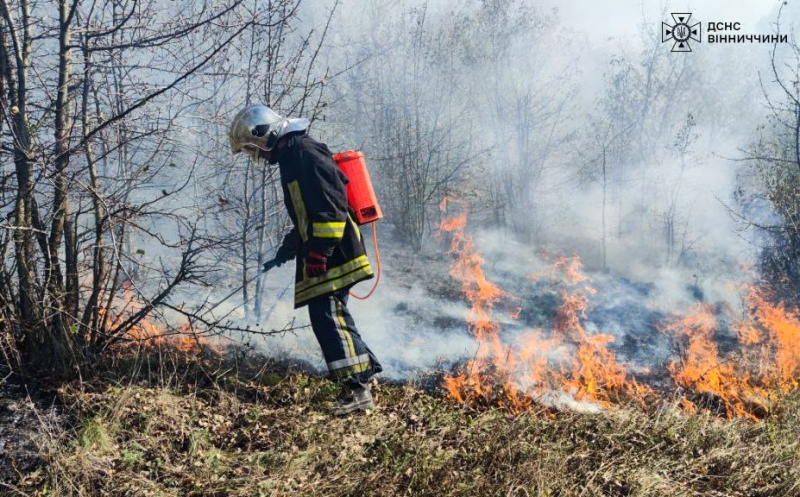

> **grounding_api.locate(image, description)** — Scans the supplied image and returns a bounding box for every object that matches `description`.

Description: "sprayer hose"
[350,221,380,300]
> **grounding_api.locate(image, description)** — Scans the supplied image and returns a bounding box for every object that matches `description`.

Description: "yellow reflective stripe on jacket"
[312,221,346,239]
[296,255,371,293]
[295,257,373,305]
[287,181,309,242]
[295,266,374,305]
[349,214,361,242]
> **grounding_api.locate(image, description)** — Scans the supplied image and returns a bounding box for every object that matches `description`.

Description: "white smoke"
[203,0,800,397]
[218,233,480,380]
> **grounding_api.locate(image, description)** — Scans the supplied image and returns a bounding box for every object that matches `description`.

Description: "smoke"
[193,0,800,400]
[230,233,479,380]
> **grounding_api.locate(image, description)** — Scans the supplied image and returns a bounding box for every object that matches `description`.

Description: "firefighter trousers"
[307,289,382,385]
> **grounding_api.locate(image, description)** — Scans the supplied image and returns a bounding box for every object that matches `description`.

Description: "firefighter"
[229,104,382,415]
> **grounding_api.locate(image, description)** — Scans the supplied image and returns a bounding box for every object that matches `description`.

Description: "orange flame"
[441,212,800,420]
[104,285,218,356]
[552,256,590,285]
[552,288,637,406]
[86,210,800,420]
[742,288,800,394]
[663,289,800,419]
[441,212,524,409]
[441,212,800,419]
[440,211,642,413]
[663,304,759,418]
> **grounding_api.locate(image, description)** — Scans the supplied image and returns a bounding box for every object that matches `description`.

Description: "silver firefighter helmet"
[229,104,309,160]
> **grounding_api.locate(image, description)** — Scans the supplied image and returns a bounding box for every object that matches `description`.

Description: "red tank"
[333,150,383,225]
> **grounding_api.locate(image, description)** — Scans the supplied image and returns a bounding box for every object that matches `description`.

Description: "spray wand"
[200,257,279,318]
[261,258,281,273]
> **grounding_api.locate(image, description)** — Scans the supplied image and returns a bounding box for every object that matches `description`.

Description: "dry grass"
[4,355,800,497]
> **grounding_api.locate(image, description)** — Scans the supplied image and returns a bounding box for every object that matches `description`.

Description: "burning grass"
[101,284,223,357]
[439,211,800,420]
[5,357,800,497]
[6,212,800,495]
[441,212,648,413]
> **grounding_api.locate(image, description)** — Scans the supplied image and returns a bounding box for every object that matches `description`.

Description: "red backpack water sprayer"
[333,150,382,299]
[333,150,383,225]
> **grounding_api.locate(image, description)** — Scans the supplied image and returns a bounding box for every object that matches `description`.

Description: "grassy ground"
[3,353,800,497]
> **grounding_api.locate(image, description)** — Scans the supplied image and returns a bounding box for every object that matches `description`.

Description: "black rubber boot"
[332,383,375,415]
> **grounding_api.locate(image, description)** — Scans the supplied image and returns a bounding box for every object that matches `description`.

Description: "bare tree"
[0,0,294,375]
[663,113,699,266]
[345,2,479,251]
[447,1,580,244]
[740,32,800,296]
[197,0,339,320]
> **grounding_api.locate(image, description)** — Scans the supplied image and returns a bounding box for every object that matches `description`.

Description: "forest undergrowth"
[2,345,800,497]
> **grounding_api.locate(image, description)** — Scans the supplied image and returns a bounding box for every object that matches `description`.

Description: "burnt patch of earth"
[0,377,61,486]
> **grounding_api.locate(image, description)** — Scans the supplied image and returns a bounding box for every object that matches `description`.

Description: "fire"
[552,256,590,286]
[439,211,800,419]
[663,304,760,418]
[552,280,638,406]
[440,211,642,413]
[744,288,800,393]
[441,212,526,409]
[104,284,218,355]
[121,319,210,355]
[665,287,800,419]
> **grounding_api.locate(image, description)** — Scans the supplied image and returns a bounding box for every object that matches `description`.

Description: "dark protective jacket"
[275,133,373,308]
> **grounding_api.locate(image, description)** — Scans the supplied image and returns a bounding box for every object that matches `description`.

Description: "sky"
[541,0,786,44]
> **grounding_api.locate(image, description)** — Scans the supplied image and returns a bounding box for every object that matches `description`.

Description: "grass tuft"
[5,356,800,496]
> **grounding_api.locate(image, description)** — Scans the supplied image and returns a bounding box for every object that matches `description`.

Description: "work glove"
[305,251,328,277]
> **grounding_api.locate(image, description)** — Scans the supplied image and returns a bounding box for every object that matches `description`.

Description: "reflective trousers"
[307,289,382,385]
